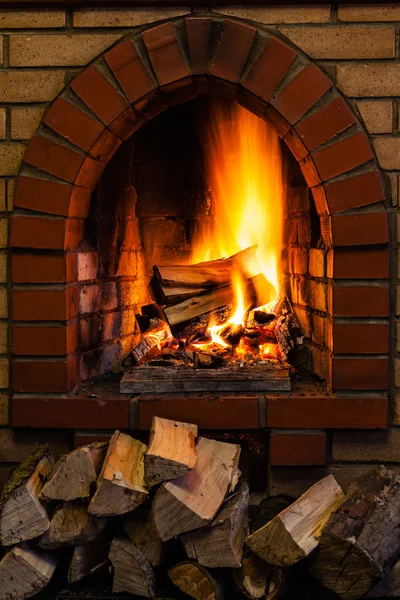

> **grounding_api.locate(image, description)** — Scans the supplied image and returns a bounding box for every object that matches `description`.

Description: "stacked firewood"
[1,418,399,600]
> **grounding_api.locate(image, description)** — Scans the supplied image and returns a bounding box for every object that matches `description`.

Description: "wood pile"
[1,421,397,600]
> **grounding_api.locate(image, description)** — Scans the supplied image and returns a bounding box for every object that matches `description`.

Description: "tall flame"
[192,100,283,320]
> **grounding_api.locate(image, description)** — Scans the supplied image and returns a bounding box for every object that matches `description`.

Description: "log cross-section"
[0,543,57,600]
[109,536,157,598]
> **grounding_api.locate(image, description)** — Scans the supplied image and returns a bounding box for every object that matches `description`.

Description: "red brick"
[270,432,326,466]
[43,97,103,152]
[142,22,189,86]
[13,355,77,393]
[75,157,105,190]
[331,212,388,247]
[295,96,356,152]
[208,76,238,101]
[13,321,77,356]
[13,288,78,321]
[162,77,197,107]
[267,396,388,429]
[12,254,77,284]
[134,89,168,121]
[105,39,156,103]
[11,216,83,250]
[313,131,374,181]
[272,63,332,125]
[242,36,297,101]
[332,357,389,390]
[210,19,256,83]
[330,248,389,279]
[311,186,329,216]
[237,87,266,117]
[324,170,385,214]
[329,285,389,317]
[332,322,389,354]
[24,135,84,183]
[12,395,129,429]
[109,106,143,141]
[263,103,291,138]
[90,129,121,163]
[14,177,73,217]
[71,64,128,126]
[185,17,212,75]
[283,129,309,161]
[137,394,260,429]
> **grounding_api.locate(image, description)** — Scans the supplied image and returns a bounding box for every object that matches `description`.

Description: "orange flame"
[192,100,283,336]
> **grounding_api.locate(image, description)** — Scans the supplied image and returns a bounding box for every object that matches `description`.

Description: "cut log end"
[0,544,57,600]
[168,561,223,600]
[109,537,157,598]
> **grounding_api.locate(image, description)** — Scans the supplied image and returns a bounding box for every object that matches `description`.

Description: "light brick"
[338,4,400,21]
[0,220,7,249]
[7,180,15,211]
[0,428,70,462]
[309,249,324,278]
[357,100,393,134]
[0,358,9,389]
[0,394,8,426]
[73,8,190,27]
[373,138,400,170]
[279,25,394,59]
[0,71,65,102]
[396,286,400,316]
[0,181,5,212]
[0,109,5,140]
[10,34,122,67]
[0,253,6,284]
[269,466,328,498]
[396,357,400,388]
[0,322,7,355]
[0,286,7,319]
[394,395,400,425]
[328,466,386,492]
[333,430,400,462]
[11,107,44,140]
[0,143,25,176]
[337,64,400,97]
[213,6,330,23]
[0,9,65,27]
[397,321,400,353]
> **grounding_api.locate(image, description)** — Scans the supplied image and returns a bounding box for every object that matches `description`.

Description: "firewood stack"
[0,421,399,600]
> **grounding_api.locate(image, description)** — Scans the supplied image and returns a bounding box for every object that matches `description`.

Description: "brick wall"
[0,4,398,495]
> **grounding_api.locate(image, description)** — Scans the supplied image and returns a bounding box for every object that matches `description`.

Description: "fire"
[191,99,284,348]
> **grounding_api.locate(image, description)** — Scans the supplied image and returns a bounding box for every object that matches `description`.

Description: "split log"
[246,475,344,566]
[131,323,171,364]
[164,274,274,327]
[153,436,240,541]
[312,466,400,600]
[68,542,109,584]
[181,482,249,568]
[168,561,223,600]
[0,445,54,546]
[123,507,164,567]
[145,416,198,488]
[109,536,157,598]
[40,442,107,502]
[154,245,258,289]
[152,282,209,306]
[88,431,148,517]
[39,502,106,549]
[0,543,57,600]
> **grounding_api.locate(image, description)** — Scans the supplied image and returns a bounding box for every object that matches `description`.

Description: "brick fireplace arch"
[10,16,389,424]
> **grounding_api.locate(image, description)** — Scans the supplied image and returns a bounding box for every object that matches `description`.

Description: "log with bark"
[88,431,148,517]
[0,445,54,546]
[131,322,171,364]
[168,561,223,600]
[109,536,157,598]
[0,543,57,600]
[312,466,400,600]
[246,475,344,566]
[40,442,107,502]
[39,502,106,549]
[123,507,164,568]
[153,437,241,541]
[181,482,249,568]
[145,416,198,488]
[164,273,274,328]
[68,542,110,584]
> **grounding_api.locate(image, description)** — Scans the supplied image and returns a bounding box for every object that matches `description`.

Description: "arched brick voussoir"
[142,22,190,87]
[14,176,92,219]
[11,214,84,251]
[185,16,212,75]
[322,212,389,248]
[210,19,256,83]
[312,130,375,182]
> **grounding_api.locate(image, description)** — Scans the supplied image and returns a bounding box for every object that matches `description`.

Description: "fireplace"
[0,7,391,496]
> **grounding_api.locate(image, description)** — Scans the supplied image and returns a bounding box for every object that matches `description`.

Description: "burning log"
[40,442,107,502]
[131,322,171,364]
[153,245,258,292]
[164,273,274,328]
[144,416,198,488]
[109,536,157,598]
[0,544,57,600]
[68,542,109,584]
[312,466,400,600]
[88,431,148,517]
[152,437,240,541]
[181,482,249,568]
[168,561,224,600]
[246,475,344,566]
[0,445,54,546]
[39,503,106,549]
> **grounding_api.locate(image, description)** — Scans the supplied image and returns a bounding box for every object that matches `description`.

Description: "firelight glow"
[191,100,284,338]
